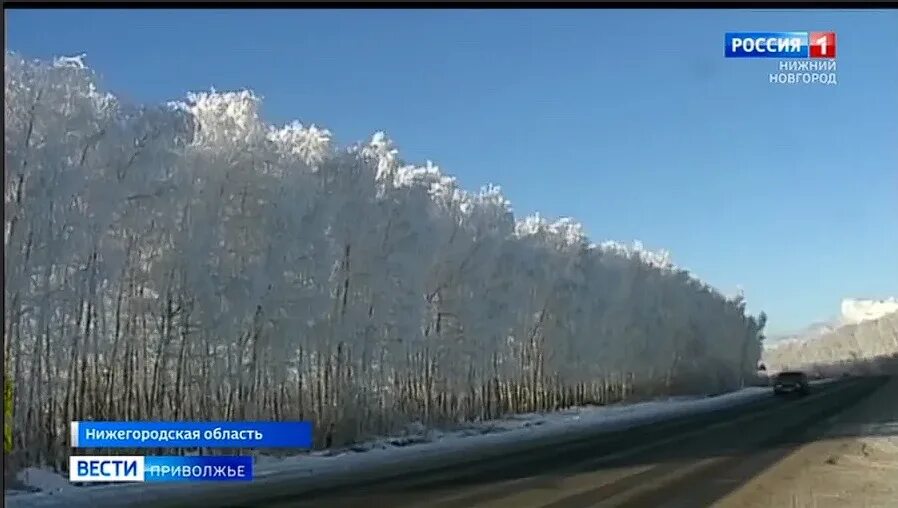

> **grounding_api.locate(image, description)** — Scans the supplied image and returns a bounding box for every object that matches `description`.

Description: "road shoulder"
[716,376,898,508]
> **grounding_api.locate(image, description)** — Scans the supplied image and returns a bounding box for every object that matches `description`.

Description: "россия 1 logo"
[725,32,836,59]
[724,31,838,86]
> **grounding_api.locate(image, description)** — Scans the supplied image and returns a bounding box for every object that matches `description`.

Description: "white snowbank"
[5,386,774,508]
[10,468,74,494]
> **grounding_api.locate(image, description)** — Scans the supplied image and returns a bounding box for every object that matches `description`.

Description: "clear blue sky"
[7,9,897,335]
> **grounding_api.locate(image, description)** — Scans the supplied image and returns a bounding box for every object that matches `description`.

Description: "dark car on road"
[773,371,810,396]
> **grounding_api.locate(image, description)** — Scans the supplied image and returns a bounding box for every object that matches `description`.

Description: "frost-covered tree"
[4,52,767,470]
[764,311,898,373]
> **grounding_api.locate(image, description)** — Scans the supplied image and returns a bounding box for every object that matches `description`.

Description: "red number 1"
[809,32,837,59]
[815,35,829,56]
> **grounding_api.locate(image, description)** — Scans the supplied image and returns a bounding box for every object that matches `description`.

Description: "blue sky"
[7,9,897,335]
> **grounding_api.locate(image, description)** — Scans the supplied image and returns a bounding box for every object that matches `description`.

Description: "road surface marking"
[586,457,726,508]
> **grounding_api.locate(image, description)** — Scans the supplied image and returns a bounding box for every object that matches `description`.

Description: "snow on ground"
[5,386,775,508]
[9,468,71,494]
[719,377,898,508]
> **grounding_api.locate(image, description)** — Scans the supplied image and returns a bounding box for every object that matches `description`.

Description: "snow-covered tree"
[4,52,768,469]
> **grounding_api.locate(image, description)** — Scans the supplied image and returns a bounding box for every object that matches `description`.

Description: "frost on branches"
[3,53,766,471]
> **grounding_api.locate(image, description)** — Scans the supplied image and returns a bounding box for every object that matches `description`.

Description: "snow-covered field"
[5,386,775,508]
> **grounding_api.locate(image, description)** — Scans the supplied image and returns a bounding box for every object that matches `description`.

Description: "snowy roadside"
[5,385,777,508]
[718,376,898,508]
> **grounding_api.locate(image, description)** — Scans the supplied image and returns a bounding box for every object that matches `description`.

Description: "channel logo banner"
[69,456,253,482]
[71,421,313,448]
[725,31,837,59]
[725,32,808,58]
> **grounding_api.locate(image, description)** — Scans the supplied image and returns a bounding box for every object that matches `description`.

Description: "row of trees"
[764,312,898,373]
[4,53,766,472]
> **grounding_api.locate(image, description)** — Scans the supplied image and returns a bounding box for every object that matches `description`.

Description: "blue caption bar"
[725,32,809,58]
[71,421,313,448]
[145,456,253,482]
[69,455,253,482]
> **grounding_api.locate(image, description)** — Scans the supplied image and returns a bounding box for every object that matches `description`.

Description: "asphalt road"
[194,376,886,508]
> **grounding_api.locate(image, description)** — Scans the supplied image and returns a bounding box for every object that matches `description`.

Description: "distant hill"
[762,311,898,372]
[764,320,838,350]
[764,298,898,350]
